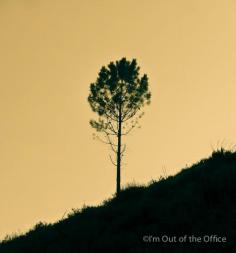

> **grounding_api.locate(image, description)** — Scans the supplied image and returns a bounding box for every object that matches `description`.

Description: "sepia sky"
[1,0,236,239]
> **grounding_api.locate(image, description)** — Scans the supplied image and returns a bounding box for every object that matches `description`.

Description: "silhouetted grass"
[1,149,235,253]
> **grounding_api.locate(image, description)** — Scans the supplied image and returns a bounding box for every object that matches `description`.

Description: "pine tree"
[88,58,151,196]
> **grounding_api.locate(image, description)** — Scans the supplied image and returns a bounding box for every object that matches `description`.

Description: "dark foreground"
[1,149,235,253]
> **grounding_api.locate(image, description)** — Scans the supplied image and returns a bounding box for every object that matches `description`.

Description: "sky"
[1,0,236,239]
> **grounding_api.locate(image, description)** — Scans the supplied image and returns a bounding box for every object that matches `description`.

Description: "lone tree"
[88,58,151,196]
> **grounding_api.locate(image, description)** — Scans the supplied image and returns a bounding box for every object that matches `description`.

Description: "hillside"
[1,149,235,253]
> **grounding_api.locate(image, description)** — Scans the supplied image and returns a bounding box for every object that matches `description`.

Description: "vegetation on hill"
[1,149,235,253]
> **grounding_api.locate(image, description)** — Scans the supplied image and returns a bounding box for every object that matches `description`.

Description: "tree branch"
[121,144,126,155]
[105,117,118,135]
[109,154,117,166]
[95,133,117,154]
[122,107,139,122]
[122,120,138,135]
[104,132,118,153]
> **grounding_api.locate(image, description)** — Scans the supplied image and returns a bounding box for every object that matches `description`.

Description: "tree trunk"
[116,106,122,197]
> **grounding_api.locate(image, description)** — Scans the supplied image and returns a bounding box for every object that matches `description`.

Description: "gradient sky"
[1,0,236,239]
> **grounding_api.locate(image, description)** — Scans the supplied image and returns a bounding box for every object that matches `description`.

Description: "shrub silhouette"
[0,150,235,253]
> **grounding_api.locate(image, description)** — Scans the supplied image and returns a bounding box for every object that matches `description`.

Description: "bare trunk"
[116,106,122,197]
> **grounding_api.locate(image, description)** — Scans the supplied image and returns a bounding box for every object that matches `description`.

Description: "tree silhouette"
[88,58,151,196]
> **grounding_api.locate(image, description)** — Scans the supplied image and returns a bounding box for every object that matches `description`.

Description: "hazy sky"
[1,0,236,239]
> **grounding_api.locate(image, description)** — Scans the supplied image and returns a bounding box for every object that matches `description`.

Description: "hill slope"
[1,149,236,253]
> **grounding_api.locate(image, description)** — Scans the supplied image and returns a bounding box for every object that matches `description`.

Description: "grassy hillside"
[1,149,235,253]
